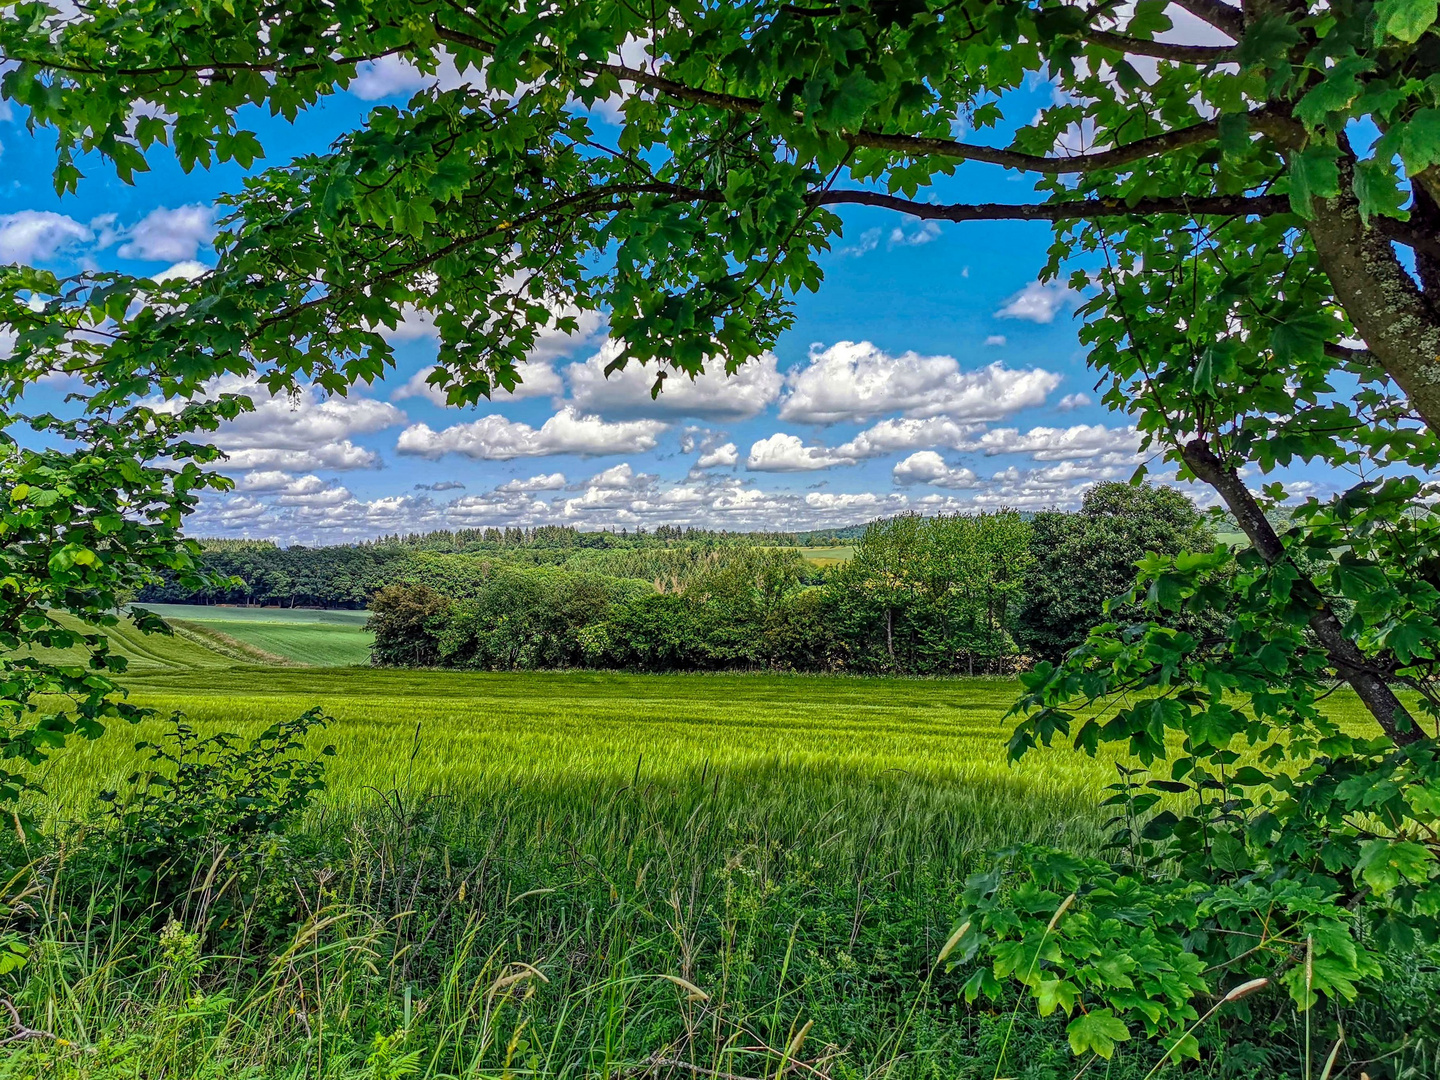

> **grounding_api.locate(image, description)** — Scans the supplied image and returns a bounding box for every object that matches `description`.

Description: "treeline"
[369,484,1214,675]
[139,528,833,608]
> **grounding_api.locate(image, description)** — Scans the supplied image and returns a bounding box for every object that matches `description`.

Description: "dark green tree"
[1014,482,1216,663]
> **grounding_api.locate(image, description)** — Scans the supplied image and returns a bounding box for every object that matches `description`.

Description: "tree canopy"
[4,0,1440,1067]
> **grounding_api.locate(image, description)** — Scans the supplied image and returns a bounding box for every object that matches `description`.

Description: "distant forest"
[142,484,1218,675]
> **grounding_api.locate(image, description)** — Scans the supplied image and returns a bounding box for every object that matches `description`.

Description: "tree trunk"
[1182,439,1423,745]
[1303,150,1440,431]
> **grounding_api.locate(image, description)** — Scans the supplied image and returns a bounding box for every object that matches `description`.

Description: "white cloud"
[995,280,1078,324]
[889,220,942,247]
[375,298,605,360]
[0,211,91,263]
[965,424,1141,460]
[396,406,667,460]
[1056,392,1091,411]
[802,491,909,515]
[154,259,210,282]
[745,433,854,472]
[392,362,564,404]
[892,451,981,489]
[222,442,382,472]
[567,340,783,420]
[236,470,299,492]
[833,416,981,459]
[116,204,216,262]
[695,442,739,469]
[779,341,1061,424]
[835,227,881,257]
[984,335,1006,347]
[152,376,405,473]
[350,53,476,99]
[495,472,567,493]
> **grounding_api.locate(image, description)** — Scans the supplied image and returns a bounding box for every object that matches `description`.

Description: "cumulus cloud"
[834,416,981,459]
[964,423,1141,460]
[223,443,383,471]
[892,451,981,489]
[495,472,567,493]
[889,220,942,247]
[396,406,667,460]
[154,260,211,282]
[151,376,405,473]
[0,211,91,263]
[984,335,1006,347]
[995,280,1078,324]
[695,442,739,469]
[779,341,1061,424]
[1056,392,1091,411]
[374,298,605,361]
[116,204,216,261]
[392,362,564,404]
[416,480,466,491]
[745,433,855,472]
[567,340,783,420]
[350,52,477,99]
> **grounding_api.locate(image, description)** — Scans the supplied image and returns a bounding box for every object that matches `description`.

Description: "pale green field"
[33,667,1112,857]
[798,544,854,565]
[139,602,374,666]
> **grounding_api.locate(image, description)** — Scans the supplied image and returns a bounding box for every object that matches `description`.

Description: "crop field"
[797,544,854,566]
[41,667,1109,849]
[12,643,1391,1078]
[140,602,375,666]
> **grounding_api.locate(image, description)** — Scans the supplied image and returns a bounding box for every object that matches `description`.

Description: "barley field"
[139,602,375,666]
[6,648,1387,1079]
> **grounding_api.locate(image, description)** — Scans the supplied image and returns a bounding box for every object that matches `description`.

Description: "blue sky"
[0,57,1300,542]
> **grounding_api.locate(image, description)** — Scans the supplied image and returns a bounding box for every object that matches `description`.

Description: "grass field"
[6,632,1393,1078]
[139,602,375,666]
[38,668,1110,854]
[798,544,854,566]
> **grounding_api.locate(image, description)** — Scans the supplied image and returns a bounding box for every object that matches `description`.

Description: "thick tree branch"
[1181,439,1423,746]
[1083,30,1235,63]
[1372,215,1440,267]
[0,47,410,79]
[1303,151,1440,433]
[812,189,1290,221]
[1172,0,1245,39]
[586,54,1270,175]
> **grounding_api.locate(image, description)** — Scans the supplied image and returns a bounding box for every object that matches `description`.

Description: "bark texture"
[1182,440,1422,746]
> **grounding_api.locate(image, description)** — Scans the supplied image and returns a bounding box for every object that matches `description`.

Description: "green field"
[140,602,375,666]
[797,543,854,565]
[40,668,1109,851]
[9,639,1392,1078]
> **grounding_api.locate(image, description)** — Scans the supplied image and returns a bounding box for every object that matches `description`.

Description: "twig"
[0,997,60,1046]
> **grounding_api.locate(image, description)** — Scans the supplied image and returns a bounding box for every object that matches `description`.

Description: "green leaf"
[1288,144,1343,217]
[1374,0,1438,42]
[1353,158,1410,223]
[1398,109,1440,178]
[1356,839,1434,894]
[1066,1009,1131,1059]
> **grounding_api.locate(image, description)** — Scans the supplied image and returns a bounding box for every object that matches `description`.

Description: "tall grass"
[0,669,1387,1078]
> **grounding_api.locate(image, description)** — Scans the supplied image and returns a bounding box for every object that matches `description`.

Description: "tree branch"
[1083,30,1235,63]
[586,55,1268,175]
[1372,214,1440,268]
[1181,439,1422,746]
[0,46,411,80]
[812,189,1290,222]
